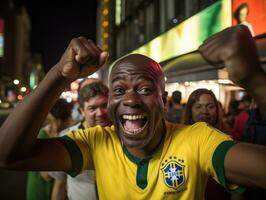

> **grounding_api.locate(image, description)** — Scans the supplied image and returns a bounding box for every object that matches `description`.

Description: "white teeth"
[124,126,143,134]
[122,115,145,120]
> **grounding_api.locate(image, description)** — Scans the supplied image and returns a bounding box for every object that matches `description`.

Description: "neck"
[126,120,165,159]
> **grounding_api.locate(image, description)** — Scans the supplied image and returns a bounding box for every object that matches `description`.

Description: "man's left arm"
[199,25,266,189]
[224,143,266,188]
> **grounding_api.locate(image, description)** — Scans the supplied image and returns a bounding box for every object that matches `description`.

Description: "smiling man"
[0,26,266,200]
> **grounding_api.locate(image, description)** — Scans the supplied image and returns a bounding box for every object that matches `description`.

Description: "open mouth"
[120,114,147,135]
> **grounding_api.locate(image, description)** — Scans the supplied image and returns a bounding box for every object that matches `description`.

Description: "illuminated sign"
[132,0,231,63]
[0,18,4,57]
[232,0,266,36]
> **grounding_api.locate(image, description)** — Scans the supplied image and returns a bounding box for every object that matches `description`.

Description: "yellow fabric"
[65,122,235,200]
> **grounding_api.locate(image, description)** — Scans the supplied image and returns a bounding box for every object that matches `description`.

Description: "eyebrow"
[112,74,155,84]
[111,74,127,84]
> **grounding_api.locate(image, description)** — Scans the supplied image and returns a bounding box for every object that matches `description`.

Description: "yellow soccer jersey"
[59,122,244,200]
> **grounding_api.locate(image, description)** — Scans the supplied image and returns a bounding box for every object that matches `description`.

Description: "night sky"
[14,0,98,72]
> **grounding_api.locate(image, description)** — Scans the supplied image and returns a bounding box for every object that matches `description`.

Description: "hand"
[198,25,263,87]
[56,37,108,79]
[40,171,52,182]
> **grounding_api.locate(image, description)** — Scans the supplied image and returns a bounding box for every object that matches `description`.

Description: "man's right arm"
[0,37,108,171]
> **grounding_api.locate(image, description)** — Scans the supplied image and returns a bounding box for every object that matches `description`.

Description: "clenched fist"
[56,37,108,79]
[199,25,263,87]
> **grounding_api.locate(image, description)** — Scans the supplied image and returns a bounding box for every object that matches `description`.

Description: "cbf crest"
[161,157,185,190]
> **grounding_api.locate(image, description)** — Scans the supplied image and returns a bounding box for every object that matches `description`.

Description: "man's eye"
[113,88,125,95]
[86,107,95,112]
[138,87,152,95]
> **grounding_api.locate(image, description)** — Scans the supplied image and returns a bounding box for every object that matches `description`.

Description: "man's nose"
[123,90,142,107]
[95,107,107,116]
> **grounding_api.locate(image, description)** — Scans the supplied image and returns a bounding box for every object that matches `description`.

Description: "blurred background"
[0,0,266,199]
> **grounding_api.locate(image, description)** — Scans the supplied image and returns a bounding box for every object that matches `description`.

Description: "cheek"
[209,108,217,116]
[83,110,94,119]
[191,108,198,118]
[107,100,119,124]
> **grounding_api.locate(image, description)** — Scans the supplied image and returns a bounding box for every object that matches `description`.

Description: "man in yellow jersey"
[0,25,266,199]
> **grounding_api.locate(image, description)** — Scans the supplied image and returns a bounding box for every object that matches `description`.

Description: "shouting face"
[108,54,166,157]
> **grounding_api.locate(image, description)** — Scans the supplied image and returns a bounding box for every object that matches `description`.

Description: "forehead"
[110,54,163,83]
[84,94,108,105]
[196,94,215,103]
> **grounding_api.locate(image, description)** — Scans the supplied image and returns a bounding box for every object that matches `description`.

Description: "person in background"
[232,94,252,140]
[225,100,240,129]
[183,88,235,200]
[183,88,232,134]
[1,26,266,199]
[242,103,266,200]
[26,98,72,200]
[165,90,183,123]
[71,78,100,122]
[49,79,110,200]
[234,3,255,36]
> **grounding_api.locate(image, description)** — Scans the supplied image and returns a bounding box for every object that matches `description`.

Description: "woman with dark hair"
[183,88,231,133]
[234,3,254,36]
[183,88,236,200]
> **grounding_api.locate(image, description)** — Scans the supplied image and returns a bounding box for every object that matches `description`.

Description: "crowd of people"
[0,25,266,200]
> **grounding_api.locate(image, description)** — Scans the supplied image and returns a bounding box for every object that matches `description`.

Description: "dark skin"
[0,26,266,191]
[108,54,167,158]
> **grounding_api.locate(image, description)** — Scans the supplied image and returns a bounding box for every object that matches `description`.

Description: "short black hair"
[234,3,249,23]
[50,98,72,120]
[78,81,109,107]
[171,90,182,104]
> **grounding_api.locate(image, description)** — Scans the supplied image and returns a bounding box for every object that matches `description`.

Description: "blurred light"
[103,33,109,38]
[88,72,99,79]
[172,18,178,24]
[103,9,109,15]
[70,81,79,92]
[13,79,19,85]
[0,99,2,103]
[61,91,78,102]
[17,95,23,100]
[66,97,72,103]
[20,87,27,92]
[102,21,109,27]
[218,79,232,84]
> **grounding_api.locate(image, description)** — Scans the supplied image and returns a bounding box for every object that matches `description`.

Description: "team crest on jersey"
[161,157,185,190]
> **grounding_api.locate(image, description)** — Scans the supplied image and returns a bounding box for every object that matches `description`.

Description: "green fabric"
[123,146,151,189]
[26,129,54,200]
[212,140,245,194]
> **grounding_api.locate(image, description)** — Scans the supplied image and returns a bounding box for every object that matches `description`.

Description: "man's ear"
[163,91,168,105]
[79,107,85,116]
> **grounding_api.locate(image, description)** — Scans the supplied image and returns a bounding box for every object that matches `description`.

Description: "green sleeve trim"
[58,135,83,177]
[212,140,245,194]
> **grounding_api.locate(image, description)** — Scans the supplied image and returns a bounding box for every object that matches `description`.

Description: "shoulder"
[64,125,116,142]
[59,122,83,136]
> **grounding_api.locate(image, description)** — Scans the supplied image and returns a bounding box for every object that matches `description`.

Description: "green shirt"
[26,128,54,200]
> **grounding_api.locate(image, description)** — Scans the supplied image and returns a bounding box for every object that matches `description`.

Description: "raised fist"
[56,37,108,80]
[199,25,263,87]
